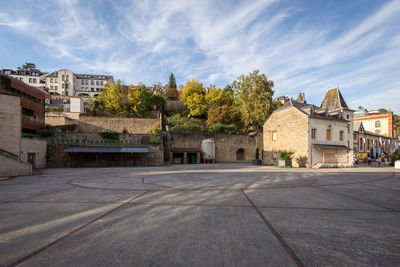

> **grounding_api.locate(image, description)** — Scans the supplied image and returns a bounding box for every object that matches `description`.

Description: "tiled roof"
[320,88,349,111]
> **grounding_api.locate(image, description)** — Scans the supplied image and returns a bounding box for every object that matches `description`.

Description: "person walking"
[367,155,372,166]
[377,157,381,166]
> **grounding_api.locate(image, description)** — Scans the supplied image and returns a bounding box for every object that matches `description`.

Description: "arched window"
[236,149,245,160]
[359,137,363,150]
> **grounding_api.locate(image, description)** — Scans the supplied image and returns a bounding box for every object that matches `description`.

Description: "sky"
[0,0,399,113]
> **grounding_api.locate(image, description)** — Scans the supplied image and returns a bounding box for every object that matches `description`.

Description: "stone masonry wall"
[170,132,259,162]
[263,107,309,167]
[0,94,21,156]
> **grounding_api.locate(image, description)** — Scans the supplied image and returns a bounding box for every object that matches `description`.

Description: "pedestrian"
[367,155,372,166]
[377,157,381,166]
[384,157,388,166]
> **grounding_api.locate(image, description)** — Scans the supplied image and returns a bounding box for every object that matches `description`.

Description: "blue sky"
[1,0,399,113]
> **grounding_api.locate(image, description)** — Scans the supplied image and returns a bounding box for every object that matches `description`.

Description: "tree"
[185,93,207,118]
[164,85,179,100]
[180,79,205,101]
[102,80,124,115]
[205,85,237,125]
[168,73,177,89]
[18,62,38,71]
[232,70,274,131]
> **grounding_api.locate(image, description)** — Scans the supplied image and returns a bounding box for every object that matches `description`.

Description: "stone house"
[263,88,354,168]
[353,121,393,157]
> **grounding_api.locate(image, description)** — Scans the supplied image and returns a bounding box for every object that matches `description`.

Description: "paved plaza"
[1,164,400,266]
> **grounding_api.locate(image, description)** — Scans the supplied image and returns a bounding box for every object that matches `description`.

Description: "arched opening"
[236,148,245,160]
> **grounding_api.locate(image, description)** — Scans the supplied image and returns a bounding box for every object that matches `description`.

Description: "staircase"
[0,148,32,176]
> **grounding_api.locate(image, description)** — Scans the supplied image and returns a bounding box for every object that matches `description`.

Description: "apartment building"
[263,89,354,168]
[1,68,113,98]
[45,69,113,98]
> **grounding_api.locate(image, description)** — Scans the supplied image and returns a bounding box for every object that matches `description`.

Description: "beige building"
[354,111,394,138]
[46,69,113,98]
[263,89,354,168]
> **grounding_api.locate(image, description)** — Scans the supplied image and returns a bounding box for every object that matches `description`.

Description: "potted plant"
[278,150,294,167]
[252,136,262,165]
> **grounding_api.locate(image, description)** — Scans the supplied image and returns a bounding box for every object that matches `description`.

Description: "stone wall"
[45,112,161,134]
[169,132,259,163]
[46,133,163,168]
[262,106,309,167]
[0,94,21,156]
[21,138,47,169]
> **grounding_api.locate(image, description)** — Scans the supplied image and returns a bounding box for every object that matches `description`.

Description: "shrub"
[207,123,237,134]
[100,131,120,140]
[122,128,128,134]
[167,114,204,133]
[296,156,308,167]
[149,135,161,145]
[278,150,294,160]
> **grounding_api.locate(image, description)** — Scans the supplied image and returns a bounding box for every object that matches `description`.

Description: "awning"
[64,146,149,153]
[313,144,349,150]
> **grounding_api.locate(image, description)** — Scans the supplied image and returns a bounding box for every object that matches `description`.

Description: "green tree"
[103,80,124,115]
[185,93,207,118]
[18,62,38,71]
[232,70,275,131]
[168,73,177,89]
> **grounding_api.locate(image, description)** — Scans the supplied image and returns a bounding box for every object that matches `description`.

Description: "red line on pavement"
[240,190,305,267]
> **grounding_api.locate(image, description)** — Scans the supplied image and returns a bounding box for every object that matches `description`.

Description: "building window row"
[28,78,37,83]
[81,79,104,86]
[50,85,58,90]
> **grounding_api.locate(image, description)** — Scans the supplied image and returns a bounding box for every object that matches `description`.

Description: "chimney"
[297,92,306,103]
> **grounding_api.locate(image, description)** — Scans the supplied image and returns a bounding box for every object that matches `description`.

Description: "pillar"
[197,152,201,164]
[184,151,187,164]
[169,152,173,164]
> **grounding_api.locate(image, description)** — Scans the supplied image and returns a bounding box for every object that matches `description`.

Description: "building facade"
[0,74,48,131]
[1,68,113,99]
[354,109,394,138]
[263,89,354,168]
[45,69,113,98]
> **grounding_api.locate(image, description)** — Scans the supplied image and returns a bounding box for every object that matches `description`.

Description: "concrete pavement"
[1,164,399,266]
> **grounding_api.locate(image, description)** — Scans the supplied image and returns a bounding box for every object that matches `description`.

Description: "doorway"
[27,153,36,169]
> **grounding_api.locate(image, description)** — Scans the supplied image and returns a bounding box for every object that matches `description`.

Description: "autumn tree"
[181,80,207,118]
[232,70,275,131]
[205,85,237,125]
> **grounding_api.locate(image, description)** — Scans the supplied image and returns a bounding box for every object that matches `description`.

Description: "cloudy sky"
[1,0,399,113]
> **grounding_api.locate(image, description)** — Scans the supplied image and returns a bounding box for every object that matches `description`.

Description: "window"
[50,78,54,83]
[326,129,331,140]
[100,81,104,85]
[96,81,99,85]
[91,80,94,85]
[62,84,64,89]
[346,114,349,119]
[85,80,89,85]
[62,75,65,81]
[81,87,84,91]
[33,78,37,83]
[367,139,370,150]
[65,91,69,96]
[353,134,357,141]
[66,75,69,81]
[340,131,344,141]
[311,129,316,139]
[360,138,363,150]
[20,78,23,81]
[66,84,69,89]
[272,131,278,141]
[29,78,32,83]
[55,79,58,83]
[97,88,100,92]
[347,141,350,148]
[81,80,84,85]
[375,121,381,128]
[55,86,58,90]
[50,85,53,89]
[347,125,350,134]
[91,88,94,92]
[86,87,89,91]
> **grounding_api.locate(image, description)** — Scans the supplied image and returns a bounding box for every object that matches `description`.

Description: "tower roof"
[320,88,349,111]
